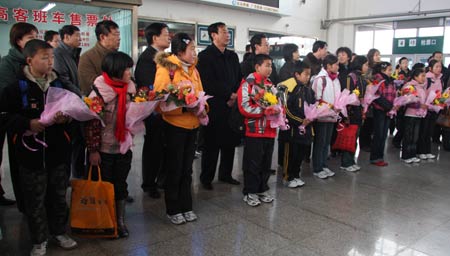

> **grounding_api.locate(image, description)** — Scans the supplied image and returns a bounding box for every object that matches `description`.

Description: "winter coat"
[279,61,298,82]
[240,54,279,85]
[345,71,367,125]
[338,63,350,91]
[0,47,25,99]
[303,52,322,77]
[154,52,206,130]
[372,73,395,112]
[134,46,158,88]
[53,41,82,96]
[404,79,427,118]
[312,68,341,122]
[0,66,71,170]
[425,71,443,94]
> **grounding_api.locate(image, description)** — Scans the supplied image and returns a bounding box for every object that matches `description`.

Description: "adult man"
[54,25,84,179]
[303,40,328,77]
[241,33,279,85]
[135,23,170,198]
[44,30,60,48]
[78,20,120,95]
[198,22,242,190]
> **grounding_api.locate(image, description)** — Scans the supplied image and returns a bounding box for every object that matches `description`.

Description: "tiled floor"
[1,134,450,256]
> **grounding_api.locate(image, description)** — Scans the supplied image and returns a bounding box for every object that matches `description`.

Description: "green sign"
[393,36,443,54]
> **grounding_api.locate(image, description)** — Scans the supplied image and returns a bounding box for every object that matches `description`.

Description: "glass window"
[380,57,391,63]
[354,31,373,55]
[444,26,450,53]
[374,30,394,55]
[394,29,417,38]
[418,27,444,37]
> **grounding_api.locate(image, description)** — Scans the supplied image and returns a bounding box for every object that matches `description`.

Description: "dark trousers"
[283,142,308,181]
[360,117,374,149]
[0,130,5,196]
[6,131,23,211]
[392,110,405,146]
[163,122,196,215]
[341,126,360,167]
[200,130,236,185]
[141,114,165,191]
[99,151,132,201]
[19,164,69,244]
[242,137,274,195]
[370,109,391,162]
[312,122,334,173]
[401,116,421,159]
[417,112,437,154]
[70,121,86,179]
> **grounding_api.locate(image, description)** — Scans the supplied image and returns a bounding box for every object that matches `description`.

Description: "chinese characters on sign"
[36,29,92,47]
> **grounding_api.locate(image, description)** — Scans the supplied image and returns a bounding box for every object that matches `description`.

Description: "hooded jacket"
[312,68,341,122]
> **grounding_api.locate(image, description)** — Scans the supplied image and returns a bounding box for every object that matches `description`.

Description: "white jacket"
[312,68,341,122]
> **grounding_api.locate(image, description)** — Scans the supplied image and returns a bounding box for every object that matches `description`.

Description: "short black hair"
[44,30,59,43]
[23,39,53,59]
[245,44,251,52]
[101,51,133,79]
[171,33,192,55]
[322,54,338,68]
[207,22,226,41]
[336,47,352,59]
[250,33,267,53]
[432,51,443,57]
[59,25,80,40]
[312,40,327,53]
[254,54,272,66]
[373,61,391,74]
[293,61,311,75]
[144,22,168,45]
[283,43,299,62]
[411,62,425,71]
[9,22,38,49]
[367,48,380,68]
[428,59,441,70]
[349,55,368,71]
[411,66,425,80]
[95,20,119,41]
[398,57,408,65]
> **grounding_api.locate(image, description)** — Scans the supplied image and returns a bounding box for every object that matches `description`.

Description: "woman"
[85,51,136,238]
[279,43,300,82]
[340,55,368,172]
[154,33,207,225]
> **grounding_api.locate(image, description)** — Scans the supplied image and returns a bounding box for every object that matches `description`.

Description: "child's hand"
[420,104,428,110]
[30,119,45,133]
[89,151,101,166]
[302,119,311,126]
[264,106,280,116]
[54,111,70,124]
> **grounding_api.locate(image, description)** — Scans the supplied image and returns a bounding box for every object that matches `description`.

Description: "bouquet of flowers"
[299,102,338,134]
[426,90,448,113]
[388,84,421,117]
[391,72,407,89]
[362,80,383,113]
[251,81,289,130]
[333,88,361,117]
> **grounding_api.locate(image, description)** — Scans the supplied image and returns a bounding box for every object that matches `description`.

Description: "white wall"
[138,0,327,53]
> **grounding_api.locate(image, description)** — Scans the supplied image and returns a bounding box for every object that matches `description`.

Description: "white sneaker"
[323,168,335,177]
[167,213,186,225]
[285,180,299,188]
[313,171,328,179]
[243,193,261,207]
[54,234,77,250]
[340,166,357,172]
[412,157,421,163]
[294,178,305,187]
[418,154,427,160]
[30,241,47,256]
[403,158,414,164]
[183,211,197,222]
[257,192,274,203]
[352,164,361,171]
[426,154,436,159]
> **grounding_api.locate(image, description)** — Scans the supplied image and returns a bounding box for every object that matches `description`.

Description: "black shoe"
[270,169,276,175]
[202,183,213,190]
[148,188,161,199]
[219,177,240,185]
[0,196,16,206]
[125,196,134,203]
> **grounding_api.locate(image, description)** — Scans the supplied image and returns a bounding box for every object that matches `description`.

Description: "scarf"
[102,72,128,142]
[328,71,338,81]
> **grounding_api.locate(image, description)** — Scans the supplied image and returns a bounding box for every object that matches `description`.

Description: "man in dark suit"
[197,22,242,190]
[135,23,170,198]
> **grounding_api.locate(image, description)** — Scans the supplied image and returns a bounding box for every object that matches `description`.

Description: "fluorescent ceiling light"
[42,3,56,12]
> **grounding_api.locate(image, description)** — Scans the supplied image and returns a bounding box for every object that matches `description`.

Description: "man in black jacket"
[135,23,170,198]
[303,40,328,77]
[197,22,242,190]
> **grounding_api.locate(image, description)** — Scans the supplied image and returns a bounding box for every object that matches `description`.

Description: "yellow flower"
[263,92,278,105]
[83,97,92,105]
[443,92,449,99]
[352,89,360,97]
[434,99,440,105]
[134,96,147,103]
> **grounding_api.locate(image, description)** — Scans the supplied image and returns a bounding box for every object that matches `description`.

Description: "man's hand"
[227,93,237,107]
[89,151,101,166]
[30,119,45,133]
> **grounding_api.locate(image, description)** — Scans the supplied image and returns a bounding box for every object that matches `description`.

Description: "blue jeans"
[370,109,390,162]
[313,122,334,173]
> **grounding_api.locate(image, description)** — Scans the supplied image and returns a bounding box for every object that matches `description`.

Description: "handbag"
[436,108,450,128]
[70,165,117,238]
[332,123,359,153]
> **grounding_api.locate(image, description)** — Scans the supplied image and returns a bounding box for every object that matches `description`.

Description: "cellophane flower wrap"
[362,80,383,113]
[251,80,289,130]
[391,72,407,90]
[388,84,421,117]
[425,90,446,114]
[333,88,361,117]
[299,102,338,134]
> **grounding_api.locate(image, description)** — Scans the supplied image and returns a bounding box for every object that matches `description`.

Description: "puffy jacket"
[312,68,341,122]
[0,47,25,99]
[404,79,427,118]
[425,71,443,94]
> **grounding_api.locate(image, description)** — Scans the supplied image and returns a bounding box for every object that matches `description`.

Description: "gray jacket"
[54,42,82,96]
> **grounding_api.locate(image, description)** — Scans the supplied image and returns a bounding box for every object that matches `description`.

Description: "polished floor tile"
[1,135,450,255]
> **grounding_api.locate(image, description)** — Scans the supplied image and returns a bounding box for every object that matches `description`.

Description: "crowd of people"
[0,20,449,256]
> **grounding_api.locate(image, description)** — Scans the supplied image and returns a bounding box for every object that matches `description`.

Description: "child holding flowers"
[154,33,207,224]
[238,54,279,206]
[85,51,136,238]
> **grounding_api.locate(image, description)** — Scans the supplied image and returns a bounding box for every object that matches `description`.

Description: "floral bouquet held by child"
[251,81,289,130]
[333,88,361,118]
[299,102,338,135]
[426,89,449,113]
[388,84,420,117]
[362,80,383,114]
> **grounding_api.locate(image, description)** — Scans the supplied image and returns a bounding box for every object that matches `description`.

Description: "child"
[311,54,341,179]
[282,62,315,188]
[401,68,427,164]
[154,33,207,225]
[0,39,77,256]
[370,62,397,166]
[85,51,136,237]
[238,54,278,206]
